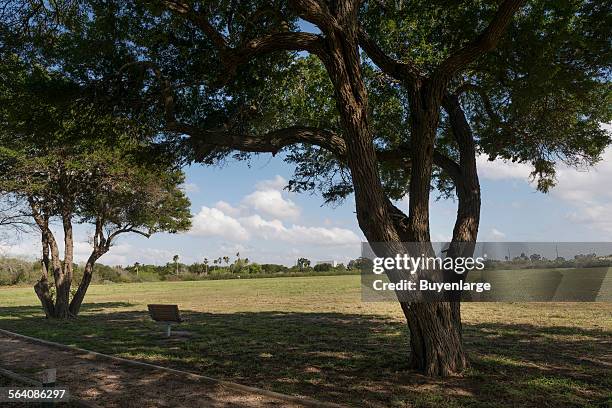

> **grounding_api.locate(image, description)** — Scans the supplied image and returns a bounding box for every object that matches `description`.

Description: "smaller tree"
[173,255,180,275]
[347,257,370,270]
[296,258,311,270]
[0,59,191,317]
[530,254,542,262]
[314,263,332,272]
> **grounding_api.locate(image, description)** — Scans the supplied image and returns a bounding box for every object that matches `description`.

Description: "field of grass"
[0,275,610,407]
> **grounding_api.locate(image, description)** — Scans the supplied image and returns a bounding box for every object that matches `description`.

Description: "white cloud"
[98,243,176,266]
[255,175,287,191]
[553,149,612,236]
[242,176,301,220]
[189,206,250,241]
[0,233,175,266]
[476,155,532,181]
[552,155,612,205]
[240,214,286,237]
[187,201,359,247]
[217,243,250,255]
[476,144,612,238]
[490,228,506,240]
[241,214,360,245]
[181,183,200,193]
[187,175,361,246]
[0,238,39,259]
[214,200,242,217]
[243,189,300,220]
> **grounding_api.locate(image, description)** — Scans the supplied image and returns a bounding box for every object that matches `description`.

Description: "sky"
[2,133,612,267]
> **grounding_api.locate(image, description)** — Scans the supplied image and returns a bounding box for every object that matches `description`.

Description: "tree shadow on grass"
[0,304,610,407]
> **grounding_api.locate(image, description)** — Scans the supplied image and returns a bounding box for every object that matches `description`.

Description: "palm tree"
[173,254,179,275]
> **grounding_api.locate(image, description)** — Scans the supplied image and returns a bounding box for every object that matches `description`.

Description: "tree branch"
[183,122,462,185]
[104,226,151,252]
[432,0,524,85]
[184,125,347,159]
[161,0,229,50]
[234,32,324,62]
[289,0,339,33]
[357,27,422,84]
[377,146,461,183]
[454,83,506,127]
[162,0,325,80]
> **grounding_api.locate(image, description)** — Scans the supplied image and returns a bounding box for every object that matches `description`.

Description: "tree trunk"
[401,302,467,376]
[320,24,400,244]
[34,228,55,318]
[53,212,74,318]
[444,93,481,244]
[396,93,481,376]
[28,199,70,319]
[318,23,470,376]
[391,83,470,375]
[69,259,94,317]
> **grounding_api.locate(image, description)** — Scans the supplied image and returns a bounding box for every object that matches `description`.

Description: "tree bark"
[398,93,482,376]
[398,93,483,376]
[69,255,97,316]
[319,20,400,245]
[444,93,481,244]
[34,229,55,318]
[318,18,470,375]
[28,199,69,319]
[401,302,467,376]
[52,211,74,318]
[395,83,470,375]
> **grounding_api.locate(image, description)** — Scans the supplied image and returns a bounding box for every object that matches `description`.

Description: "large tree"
[0,56,191,318]
[3,0,610,375]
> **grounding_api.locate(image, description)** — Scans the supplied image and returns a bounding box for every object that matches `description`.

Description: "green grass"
[1,276,611,407]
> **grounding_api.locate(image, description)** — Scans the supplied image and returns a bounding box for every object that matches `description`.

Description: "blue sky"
[3,138,612,267]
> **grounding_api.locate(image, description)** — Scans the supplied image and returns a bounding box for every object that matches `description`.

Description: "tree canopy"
[1,0,610,375]
[5,1,607,200]
[0,51,192,317]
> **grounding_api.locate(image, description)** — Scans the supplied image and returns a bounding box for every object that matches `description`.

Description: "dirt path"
[0,332,325,408]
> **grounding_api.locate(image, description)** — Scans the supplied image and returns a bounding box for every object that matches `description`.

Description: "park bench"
[147,304,183,337]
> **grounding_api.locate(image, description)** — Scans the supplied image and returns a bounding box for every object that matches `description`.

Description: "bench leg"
[165,324,172,337]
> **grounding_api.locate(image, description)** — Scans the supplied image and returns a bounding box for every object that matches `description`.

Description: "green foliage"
[0,257,39,285]
[313,263,332,272]
[296,257,311,270]
[466,1,612,191]
[1,0,610,204]
[0,256,359,287]
[0,54,191,239]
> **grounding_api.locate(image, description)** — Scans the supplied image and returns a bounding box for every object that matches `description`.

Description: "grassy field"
[0,276,610,407]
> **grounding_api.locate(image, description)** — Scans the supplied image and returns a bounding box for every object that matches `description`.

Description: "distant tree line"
[486,253,612,270]
[0,256,363,286]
